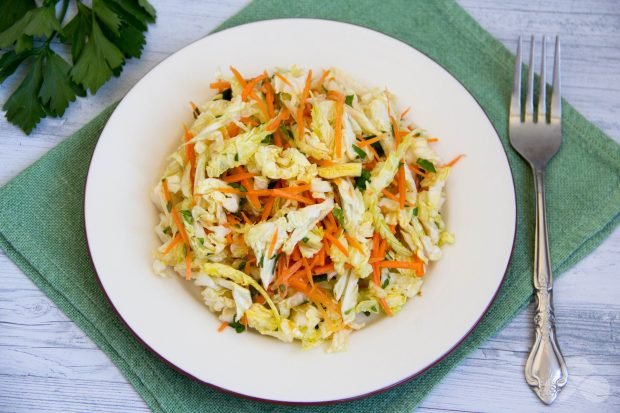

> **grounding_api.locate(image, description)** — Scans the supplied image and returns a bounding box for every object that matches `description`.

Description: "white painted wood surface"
[1,1,619,412]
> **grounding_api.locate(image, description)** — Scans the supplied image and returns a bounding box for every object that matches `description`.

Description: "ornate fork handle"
[524,169,568,404]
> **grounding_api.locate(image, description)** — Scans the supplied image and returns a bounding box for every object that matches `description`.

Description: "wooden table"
[1,1,618,411]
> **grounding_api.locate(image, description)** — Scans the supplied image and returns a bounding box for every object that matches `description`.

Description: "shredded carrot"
[274,73,292,87]
[379,298,393,316]
[185,253,192,280]
[356,135,382,148]
[317,159,336,167]
[381,189,401,203]
[427,138,439,143]
[243,259,251,274]
[366,142,381,160]
[445,154,465,167]
[377,260,425,275]
[254,294,265,304]
[316,69,330,90]
[225,232,233,245]
[400,106,411,119]
[182,125,196,183]
[273,129,284,147]
[344,233,364,254]
[249,90,270,118]
[261,197,275,221]
[288,274,339,313]
[379,238,387,258]
[291,245,302,262]
[229,66,246,87]
[222,172,256,183]
[161,179,172,203]
[268,228,278,257]
[302,257,313,286]
[210,80,231,91]
[266,109,289,132]
[262,73,275,117]
[283,260,304,280]
[241,73,267,101]
[408,164,428,177]
[241,177,261,209]
[323,231,348,256]
[217,322,228,332]
[332,91,345,158]
[163,234,182,254]
[296,70,313,139]
[226,122,240,138]
[270,189,313,204]
[279,184,311,194]
[227,214,240,226]
[318,246,326,266]
[390,116,401,146]
[171,208,190,246]
[398,164,406,208]
[312,263,335,275]
[215,187,243,194]
[240,211,252,225]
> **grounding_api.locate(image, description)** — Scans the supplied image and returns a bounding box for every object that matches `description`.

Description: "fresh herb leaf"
[166,202,172,213]
[228,321,245,333]
[370,305,378,313]
[345,94,354,106]
[181,209,193,224]
[352,144,367,159]
[228,182,247,192]
[354,169,372,191]
[416,158,436,173]
[221,88,232,100]
[344,307,354,315]
[0,0,156,134]
[279,124,292,139]
[412,207,419,217]
[332,208,345,227]
[302,237,310,243]
[258,254,264,268]
[198,237,205,246]
[381,275,390,289]
[364,136,385,158]
[234,153,239,162]
[261,134,274,144]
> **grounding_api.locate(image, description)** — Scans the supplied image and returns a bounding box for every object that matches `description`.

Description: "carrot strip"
[379,298,393,316]
[296,70,313,140]
[317,159,336,167]
[183,125,196,183]
[266,109,289,132]
[226,122,240,138]
[366,142,381,160]
[171,208,190,246]
[288,274,339,313]
[316,69,330,90]
[240,211,252,225]
[249,90,269,118]
[279,184,311,194]
[214,187,243,194]
[302,257,313,286]
[217,322,228,332]
[357,135,382,148]
[408,164,428,177]
[261,197,275,221]
[263,74,276,117]
[210,80,231,90]
[268,228,278,257]
[445,154,465,167]
[331,91,345,158]
[273,129,283,147]
[381,189,401,203]
[379,238,387,258]
[398,165,406,208]
[323,231,348,256]
[377,260,425,274]
[427,138,439,143]
[185,253,192,280]
[163,234,182,254]
[371,233,381,286]
[312,263,335,275]
[283,260,304,280]
[291,246,302,262]
[229,66,246,87]
[241,177,261,209]
[227,214,240,226]
[318,246,326,266]
[222,172,257,183]
[242,73,267,101]
[275,73,292,87]
[161,179,172,203]
[344,233,364,254]
[400,106,411,119]
[270,189,313,204]
[243,259,251,274]
[390,116,401,146]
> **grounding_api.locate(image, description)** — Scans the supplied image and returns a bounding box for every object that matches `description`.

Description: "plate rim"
[83,17,517,406]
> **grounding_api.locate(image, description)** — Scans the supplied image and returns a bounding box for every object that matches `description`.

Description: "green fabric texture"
[1,0,619,411]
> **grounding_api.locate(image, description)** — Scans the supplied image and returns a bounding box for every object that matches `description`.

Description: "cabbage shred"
[152,66,456,352]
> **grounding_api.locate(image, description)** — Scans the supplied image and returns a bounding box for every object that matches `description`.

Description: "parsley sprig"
[0,0,156,134]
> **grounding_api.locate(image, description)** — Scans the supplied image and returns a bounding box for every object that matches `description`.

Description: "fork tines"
[510,36,561,124]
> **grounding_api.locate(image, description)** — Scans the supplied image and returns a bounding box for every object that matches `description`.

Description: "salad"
[151,66,461,351]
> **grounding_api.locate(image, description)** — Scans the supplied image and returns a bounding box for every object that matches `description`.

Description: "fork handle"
[524,168,568,404]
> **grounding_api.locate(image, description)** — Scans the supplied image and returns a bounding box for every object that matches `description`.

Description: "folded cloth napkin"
[1,1,619,411]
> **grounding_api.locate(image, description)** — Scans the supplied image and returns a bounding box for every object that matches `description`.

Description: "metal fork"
[509,36,568,404]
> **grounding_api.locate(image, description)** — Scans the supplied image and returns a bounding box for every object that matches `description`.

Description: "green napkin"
[1,0,619,411]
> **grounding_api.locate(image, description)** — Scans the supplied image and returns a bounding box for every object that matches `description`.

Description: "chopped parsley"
[163,226,172,236]
[166,202,172,213]
[228,182,247,192]
[345,94,354,106]
[234,153,239,162]
[198,237,205,246]
[416,158,436,173]
[261,134,274,144]
[381,275,390,289]
[302,237,310,243]
[181,209,193,224]
[354,169,372,191]
[352,144,367,159]
[228,321,245,333]
[412,207,419,217]
[332,208,345,227]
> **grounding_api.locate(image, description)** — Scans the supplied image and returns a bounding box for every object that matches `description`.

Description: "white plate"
[85,19,516,404]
